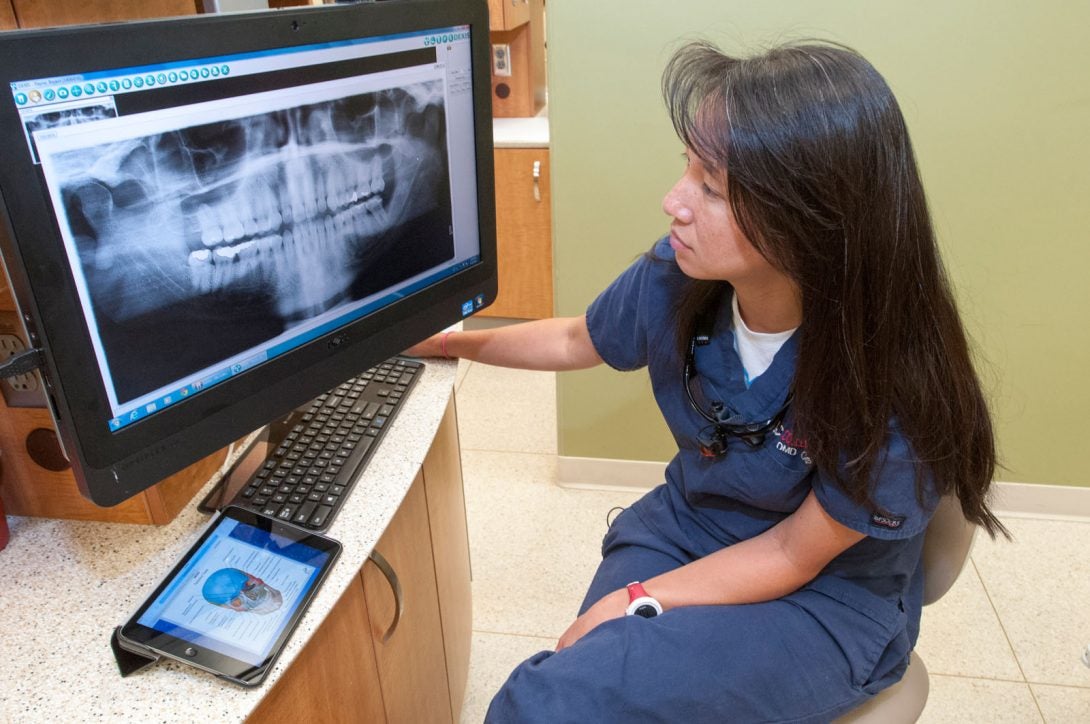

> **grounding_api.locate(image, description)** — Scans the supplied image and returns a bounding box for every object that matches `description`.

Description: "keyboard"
[227,357,424,531]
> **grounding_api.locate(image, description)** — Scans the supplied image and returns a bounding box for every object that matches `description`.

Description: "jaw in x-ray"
[57,79,449,327]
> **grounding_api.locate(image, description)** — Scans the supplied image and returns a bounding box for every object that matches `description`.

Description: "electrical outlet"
[0,333,38,391]
[0,311,44,408]
[492,43,512,77]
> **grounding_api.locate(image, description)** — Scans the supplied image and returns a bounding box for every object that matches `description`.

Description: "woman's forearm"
[646,529,813,610]
[645,492,865,610]
[406,315,603,371]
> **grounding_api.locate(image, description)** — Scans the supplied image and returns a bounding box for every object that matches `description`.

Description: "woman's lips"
[669,231,692,252]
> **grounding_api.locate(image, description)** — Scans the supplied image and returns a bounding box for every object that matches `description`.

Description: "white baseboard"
[989,481,1090,521]
[556,456,666,493]
[556,455,1090,521]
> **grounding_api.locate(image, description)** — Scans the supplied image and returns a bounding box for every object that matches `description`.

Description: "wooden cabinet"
[248,574,387,723]
[0,0,197,28]
[421,399,473,717]
[481,147,553,319]
[487,0,530,32]
[250,396,471,724]
[363,473,451,722]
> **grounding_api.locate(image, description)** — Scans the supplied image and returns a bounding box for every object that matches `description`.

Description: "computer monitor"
[0,0,497,506]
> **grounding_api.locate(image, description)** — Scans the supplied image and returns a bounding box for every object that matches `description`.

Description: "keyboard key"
[294,501,317,525]
[309,505,333,528]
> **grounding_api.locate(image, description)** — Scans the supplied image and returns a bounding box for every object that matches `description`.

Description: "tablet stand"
[110,627,161,677]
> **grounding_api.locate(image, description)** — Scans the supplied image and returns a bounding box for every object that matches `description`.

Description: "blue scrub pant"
[485,487,911,724]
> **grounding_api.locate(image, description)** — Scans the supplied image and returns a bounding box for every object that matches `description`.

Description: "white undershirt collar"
[731,292,797,387]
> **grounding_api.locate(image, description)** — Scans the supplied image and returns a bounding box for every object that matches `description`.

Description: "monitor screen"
[0,0,496,506]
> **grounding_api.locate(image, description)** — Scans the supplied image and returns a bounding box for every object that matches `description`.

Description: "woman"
[410,39,1006,723]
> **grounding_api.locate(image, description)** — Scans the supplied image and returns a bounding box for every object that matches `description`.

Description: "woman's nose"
[663,184,693,224]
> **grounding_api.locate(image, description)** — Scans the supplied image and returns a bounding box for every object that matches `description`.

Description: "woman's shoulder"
[637,235,689,289]
[598,235,688,302]
[646,235,679,266]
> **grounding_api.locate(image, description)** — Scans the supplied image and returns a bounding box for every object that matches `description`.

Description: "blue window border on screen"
[108,255,481,433]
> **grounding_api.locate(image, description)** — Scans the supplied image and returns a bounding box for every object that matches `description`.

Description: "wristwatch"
[625,581,663,618]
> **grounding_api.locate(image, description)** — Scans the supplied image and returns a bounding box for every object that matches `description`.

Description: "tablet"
[117,506,341,687]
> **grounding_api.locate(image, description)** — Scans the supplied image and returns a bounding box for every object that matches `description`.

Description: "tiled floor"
[452,361,1090,723]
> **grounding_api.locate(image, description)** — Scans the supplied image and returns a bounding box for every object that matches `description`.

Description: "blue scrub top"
[586,236,939,640]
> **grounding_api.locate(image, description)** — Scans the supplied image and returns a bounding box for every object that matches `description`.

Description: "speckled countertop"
[0,358,457,723]
[492,116,549,148]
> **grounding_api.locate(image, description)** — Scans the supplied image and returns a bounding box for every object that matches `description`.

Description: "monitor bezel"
[0,0,496,506]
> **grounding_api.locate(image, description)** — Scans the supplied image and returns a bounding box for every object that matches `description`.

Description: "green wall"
[548,1,1090,486]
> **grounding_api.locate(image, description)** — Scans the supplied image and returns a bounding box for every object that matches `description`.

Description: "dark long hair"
[662,40,1007,538]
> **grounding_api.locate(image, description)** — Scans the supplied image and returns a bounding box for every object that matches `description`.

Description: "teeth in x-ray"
[59,80,445,323]
[198,204,223,248]
[370,156,385,195]
[186,182,391,294]
[189,156,387,248]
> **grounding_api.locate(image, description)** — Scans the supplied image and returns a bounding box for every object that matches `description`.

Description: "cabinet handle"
[368,549,403,643]
[532,160,542,202]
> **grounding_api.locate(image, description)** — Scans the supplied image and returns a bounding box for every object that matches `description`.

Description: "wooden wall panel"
[490,22,535,118]
[0,1,17,30]
[0,391,227,524]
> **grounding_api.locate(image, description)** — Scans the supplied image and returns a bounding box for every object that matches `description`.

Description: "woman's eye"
[702,182,721,198]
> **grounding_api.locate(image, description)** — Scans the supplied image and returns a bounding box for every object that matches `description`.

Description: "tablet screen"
[122,507,340,682]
